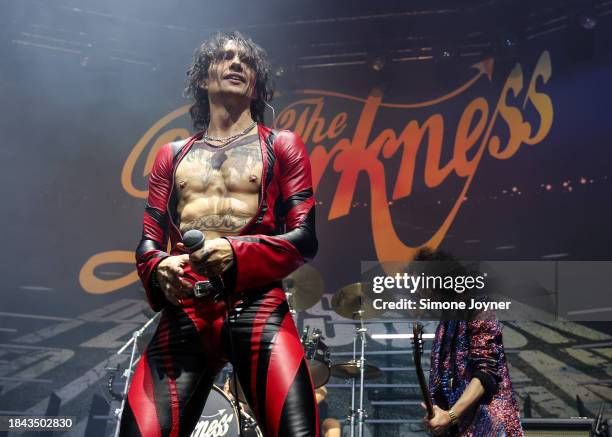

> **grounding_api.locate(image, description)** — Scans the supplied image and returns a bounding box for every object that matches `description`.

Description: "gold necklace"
[202,121,256,144]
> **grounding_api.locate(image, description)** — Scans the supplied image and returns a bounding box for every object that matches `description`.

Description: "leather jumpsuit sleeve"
[224,130,318,293]
[135,143,174,311]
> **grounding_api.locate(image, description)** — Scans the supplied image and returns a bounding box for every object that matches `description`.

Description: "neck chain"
[202,121,257,145]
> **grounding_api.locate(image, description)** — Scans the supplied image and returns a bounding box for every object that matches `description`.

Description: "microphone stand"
[220,276,245,437]
[113,313,160,437]
[184,230,244,437]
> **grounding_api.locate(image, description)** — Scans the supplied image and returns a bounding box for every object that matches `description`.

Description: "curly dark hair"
[184,31,274,131]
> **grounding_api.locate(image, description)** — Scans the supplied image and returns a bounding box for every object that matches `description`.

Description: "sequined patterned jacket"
[429,320,524,437]
[135,124,317,311]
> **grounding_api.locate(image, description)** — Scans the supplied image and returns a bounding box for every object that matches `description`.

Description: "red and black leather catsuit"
[121,124,319,437]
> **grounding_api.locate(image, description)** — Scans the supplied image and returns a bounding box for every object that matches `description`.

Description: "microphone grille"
[183,230,204,250]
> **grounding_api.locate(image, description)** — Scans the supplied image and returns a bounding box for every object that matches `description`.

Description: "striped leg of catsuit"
[229,287,319,437]
[118,303,227,437]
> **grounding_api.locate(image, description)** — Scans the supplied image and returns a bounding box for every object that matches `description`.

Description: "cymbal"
[283,264,325,311]
[331,282,387,319]
[331,360,383,380]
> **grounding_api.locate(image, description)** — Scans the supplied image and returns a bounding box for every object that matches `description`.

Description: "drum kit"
[107,265,384,437]
[285,268,385,437]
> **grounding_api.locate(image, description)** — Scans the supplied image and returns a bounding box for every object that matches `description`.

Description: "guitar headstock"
[412,322,424,355]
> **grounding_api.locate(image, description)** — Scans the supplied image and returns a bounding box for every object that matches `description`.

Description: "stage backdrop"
[1,28,612,435]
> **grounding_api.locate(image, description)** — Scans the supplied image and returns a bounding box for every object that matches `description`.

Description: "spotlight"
[579,14,597,30]
[502,35,518,49]
[366,52,392,85]
[274,65,285,77]
[566,10,597,61]
[371,56,385,72]
[435,45,455,62]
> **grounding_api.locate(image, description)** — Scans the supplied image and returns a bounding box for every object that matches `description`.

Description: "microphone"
[182,230,225,300]
[182,229,205,253]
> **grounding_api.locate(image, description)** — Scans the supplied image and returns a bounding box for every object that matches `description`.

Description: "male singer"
[122,31,319,436]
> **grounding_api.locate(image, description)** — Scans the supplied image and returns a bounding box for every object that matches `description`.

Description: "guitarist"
[415,249,524,437]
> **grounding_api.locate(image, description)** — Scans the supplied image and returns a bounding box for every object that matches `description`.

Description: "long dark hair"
[184,31,274,131]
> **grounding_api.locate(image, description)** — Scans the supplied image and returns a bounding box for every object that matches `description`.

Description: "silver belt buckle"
[193,280,214,298]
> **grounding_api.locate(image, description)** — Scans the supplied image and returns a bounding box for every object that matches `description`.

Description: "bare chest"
[175,136,263,196]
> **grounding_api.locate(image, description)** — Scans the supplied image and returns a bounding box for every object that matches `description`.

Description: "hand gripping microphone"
[182,230,225,299]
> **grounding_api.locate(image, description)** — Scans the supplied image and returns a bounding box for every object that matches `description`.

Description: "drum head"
[190,385,240,437]
[309,360,331,388]
[305,337,331,388]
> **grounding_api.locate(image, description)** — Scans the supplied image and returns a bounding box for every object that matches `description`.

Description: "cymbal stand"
[348,333,357,437]
[356,310,367,437]
[346,308,368,437]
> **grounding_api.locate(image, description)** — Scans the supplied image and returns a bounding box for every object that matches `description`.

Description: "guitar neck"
[413,324,434,419]
[415,357,434,419]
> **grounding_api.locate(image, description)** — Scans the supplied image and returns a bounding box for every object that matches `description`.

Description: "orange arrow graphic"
[295,57,494,109]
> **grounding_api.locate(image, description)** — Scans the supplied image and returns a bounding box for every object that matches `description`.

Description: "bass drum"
[190,385,240,437]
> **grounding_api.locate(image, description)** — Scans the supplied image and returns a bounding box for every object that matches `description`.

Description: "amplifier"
[522,418,595,437]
